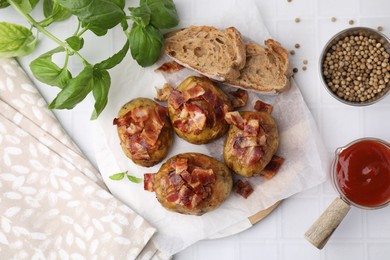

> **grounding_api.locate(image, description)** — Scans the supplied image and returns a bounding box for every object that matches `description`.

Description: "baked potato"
[223,111,279,177]
[113,98,173,167]
[145,153,233,215]
[168,76,233,144]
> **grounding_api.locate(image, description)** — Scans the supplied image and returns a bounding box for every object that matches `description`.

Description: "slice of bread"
[227,39,292,94]
[164,26,246,81]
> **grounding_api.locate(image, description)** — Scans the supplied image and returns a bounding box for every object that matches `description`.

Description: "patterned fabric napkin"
[0,58,169,259]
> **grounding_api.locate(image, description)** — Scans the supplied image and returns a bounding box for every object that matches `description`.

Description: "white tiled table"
[2,0,390,259]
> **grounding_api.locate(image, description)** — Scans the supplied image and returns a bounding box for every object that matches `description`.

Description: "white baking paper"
[95,0,329,255]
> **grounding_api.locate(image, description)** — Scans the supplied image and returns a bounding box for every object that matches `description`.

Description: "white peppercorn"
[323,34,390,103]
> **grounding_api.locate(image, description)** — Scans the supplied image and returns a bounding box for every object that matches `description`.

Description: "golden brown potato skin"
[223,111,279,177]
[154,153,233,215]
[168,76,232,144]
[116,98,173,167]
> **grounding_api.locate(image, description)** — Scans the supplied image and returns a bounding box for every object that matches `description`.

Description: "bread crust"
[164,26,246,81]
[226,39,292,94]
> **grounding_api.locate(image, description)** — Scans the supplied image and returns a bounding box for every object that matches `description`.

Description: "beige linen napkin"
[0,58,168,259]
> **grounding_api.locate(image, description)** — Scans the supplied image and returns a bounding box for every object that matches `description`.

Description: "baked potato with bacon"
[144,153,233,215]
[113,98,173,167]
[168,76,233,144]
[223,111,279,177]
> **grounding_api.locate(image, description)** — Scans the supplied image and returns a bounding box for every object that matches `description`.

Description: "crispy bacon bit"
[155,105,168,125]
[174,104,207,133]
[229,89,248,108]
[184,84,205,100]
[166,158,216,208]
[254,100,273,113]
[169,89,186,110]
[155,61,184,73]
[243,119,260,136]
[200,89,218,106]
[192,168,215,185]
[178,185,192,206]
[113,111,132,127]
[246,146,264,165]
[129,141,150,160]
[144,173,155,192]
[225,111,245,130]
[166,191,179,202]
[170,158,188,175]
[126,123,143,135]
[234,180,254,199]
[155,83,172,102]
[261,155,285,179]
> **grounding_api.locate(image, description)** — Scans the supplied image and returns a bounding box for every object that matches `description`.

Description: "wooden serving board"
[249,200,283,225]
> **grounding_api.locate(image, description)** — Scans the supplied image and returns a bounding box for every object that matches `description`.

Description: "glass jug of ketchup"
[332,138,390,209]
[305,138,390,249]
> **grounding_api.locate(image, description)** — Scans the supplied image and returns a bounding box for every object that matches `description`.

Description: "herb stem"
[77,27,88,37]
[8,0,88,65]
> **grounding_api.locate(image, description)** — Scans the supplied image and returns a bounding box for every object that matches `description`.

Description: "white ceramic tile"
[367,206,390,238]
[317,18,358,54]
[363,107,390,140]
[292,59,320,106]
[240,242,277,260]
[317,0,357,16]
[196,240,236,260]
[360,17,390,35]
[281,243,320,260]
[276,0,314,17]
[367,244,390,260]
[325,243,365,260]
[360,0,390,16]
[320,106,363,151]
[239,210,278,239]
[281,198,319,238]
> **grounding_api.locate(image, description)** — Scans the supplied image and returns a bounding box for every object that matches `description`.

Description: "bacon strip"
[169,89,186,109]
[234,180,254,199]
[261,155,285,179]
[129,142,150,160]
[184,84,205,100]
[254,100,273,113]
[229,89,248,108]
[144,173,155,192]
[155,83,172,102]
[155,61,184,73]
[173,104,207,133]
[225,111,245,130]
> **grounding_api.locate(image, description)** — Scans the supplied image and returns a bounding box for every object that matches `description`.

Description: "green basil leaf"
[142,0,179,29]
[95,40,129,70]
[129,4,151,27]
[129,24,163,67]
[42,0,71,26]
[90,69,110,120]
[30,56,71,89]
[0,0,10,9]
[65,36,84,51]
[49,64,94,109]
[121,19,128,31]
[14,0,39,13]
[111,0,125,9]
[57,0,125,31]
[109,172,125,180]
[0,22,37,57]
[82,23,108,36]
[127,175,143,183]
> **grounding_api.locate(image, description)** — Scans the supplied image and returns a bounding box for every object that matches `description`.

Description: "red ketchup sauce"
[335,140,390,207]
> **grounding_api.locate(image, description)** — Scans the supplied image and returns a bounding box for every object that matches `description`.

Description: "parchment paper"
[95,0,329,255]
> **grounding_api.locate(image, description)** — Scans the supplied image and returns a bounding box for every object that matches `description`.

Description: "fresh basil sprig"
[0,0,179,119]
[109,171,143,183]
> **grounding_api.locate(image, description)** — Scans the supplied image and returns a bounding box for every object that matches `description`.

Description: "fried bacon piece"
[173,104,207,133]
[146,158,216,209]
[155,61,184,73]
[229,89,248,108]
[254,100,273,113]
[234,180,254,199]
[225,111,245,130]
[144,173,155,192]
[155,83,172,102]
[260,155,285,179]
